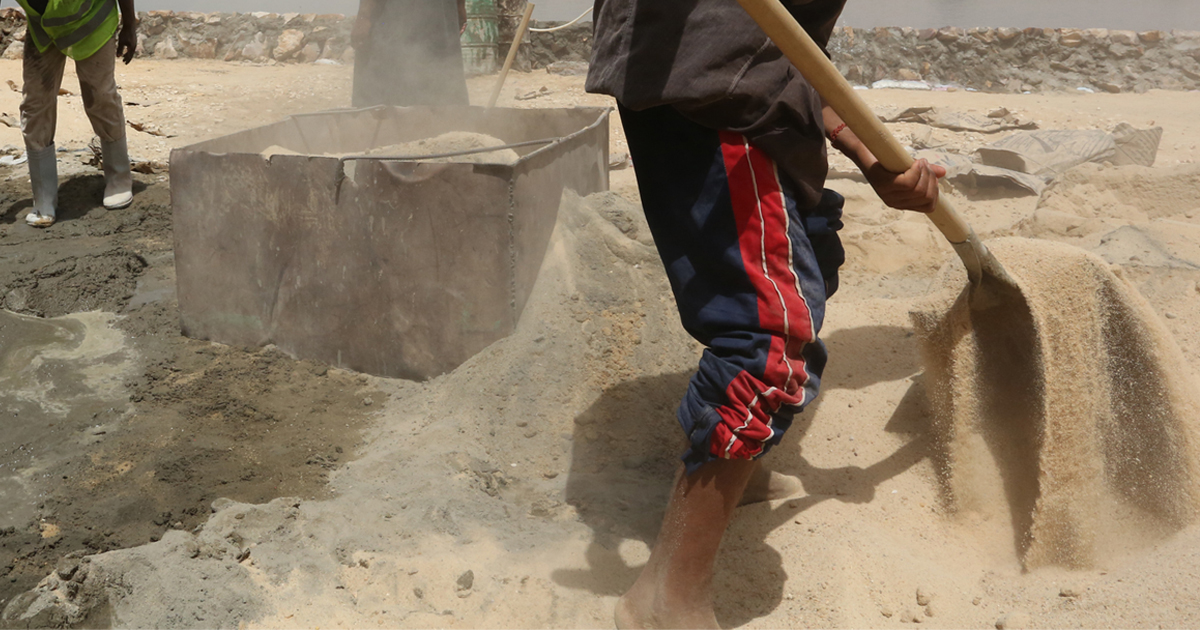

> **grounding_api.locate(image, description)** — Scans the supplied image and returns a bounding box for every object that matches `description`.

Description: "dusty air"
[1,0,1199,628]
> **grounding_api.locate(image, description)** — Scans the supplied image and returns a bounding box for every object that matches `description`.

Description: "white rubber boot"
[101,136,133,210]
[25,144,58,228]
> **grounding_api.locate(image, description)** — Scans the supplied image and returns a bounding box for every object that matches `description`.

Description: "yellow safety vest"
[19,0,119,60]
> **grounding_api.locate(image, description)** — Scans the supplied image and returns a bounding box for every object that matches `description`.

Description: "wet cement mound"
[913,238,1200,568]
[0,249,147,318]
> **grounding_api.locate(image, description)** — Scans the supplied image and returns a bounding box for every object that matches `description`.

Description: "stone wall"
[518,22,1200,92]
[137,11,353,64]
[522,22,1200,93]
[0,9,354,64]
[525,22,592,71]
[829,26,1200,93]
[0,9,1196,94]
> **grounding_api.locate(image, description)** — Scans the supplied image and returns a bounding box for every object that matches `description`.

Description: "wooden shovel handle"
[488,2,537,108]
[736,0,972,244]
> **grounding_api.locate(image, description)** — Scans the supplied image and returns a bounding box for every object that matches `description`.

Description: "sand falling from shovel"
[912,238,1200,569]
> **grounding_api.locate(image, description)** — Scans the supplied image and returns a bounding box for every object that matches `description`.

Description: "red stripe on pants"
[711,132,817,460]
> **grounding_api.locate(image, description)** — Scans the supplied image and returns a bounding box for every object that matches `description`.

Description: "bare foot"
[615,460,756,629]
[738,463,803,506]
[614,588,720,629]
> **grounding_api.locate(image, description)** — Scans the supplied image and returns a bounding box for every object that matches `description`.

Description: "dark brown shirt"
[586,0,847,209]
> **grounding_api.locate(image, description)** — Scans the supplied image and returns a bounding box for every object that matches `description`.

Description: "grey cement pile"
[912,238,1200,568]
[366,132,521,164]
[261,131,520,164]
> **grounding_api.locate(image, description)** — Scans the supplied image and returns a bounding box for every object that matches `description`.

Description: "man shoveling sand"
[725,0,1200,577]
[586,0,947,626]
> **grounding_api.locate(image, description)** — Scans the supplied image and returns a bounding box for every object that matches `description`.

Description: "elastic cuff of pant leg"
[678,397,726,475]
[678,398,799,475]
[680,420,773,476]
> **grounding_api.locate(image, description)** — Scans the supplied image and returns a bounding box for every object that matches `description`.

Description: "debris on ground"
[878,105,1039,133]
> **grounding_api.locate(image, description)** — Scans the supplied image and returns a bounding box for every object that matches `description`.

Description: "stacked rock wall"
[0,9,1195,94]
[522,22,1200,93]
[0,8,354,64]
[525,22,592,70]
[829,26,1200,93]
[137,11,353,64]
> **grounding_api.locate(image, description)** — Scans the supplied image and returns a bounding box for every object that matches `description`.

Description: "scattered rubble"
[878,106,1038,133]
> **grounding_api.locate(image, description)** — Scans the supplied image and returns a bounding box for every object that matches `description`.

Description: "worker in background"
[586,0,946,626]
[16,0,138,228]
[351,0,469,107]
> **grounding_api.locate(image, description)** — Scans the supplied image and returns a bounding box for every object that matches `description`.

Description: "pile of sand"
[365,131,521,164]
[1014,163,1200,246]
[7,184,1200,628]
[913,238,1200,568]
[1037,163,1200,222]
[260,131,520,164]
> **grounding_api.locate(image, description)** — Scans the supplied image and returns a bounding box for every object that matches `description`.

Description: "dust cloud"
[913,238,1200,568]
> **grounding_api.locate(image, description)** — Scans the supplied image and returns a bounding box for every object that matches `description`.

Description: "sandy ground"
[0,59,1199,628]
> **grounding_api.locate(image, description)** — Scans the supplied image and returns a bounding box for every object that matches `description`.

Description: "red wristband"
[827,123,848,143]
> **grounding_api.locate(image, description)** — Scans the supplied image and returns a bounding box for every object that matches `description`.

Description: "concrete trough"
[170,106,610,380]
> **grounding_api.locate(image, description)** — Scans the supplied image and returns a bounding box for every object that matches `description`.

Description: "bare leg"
[615,458,757,630]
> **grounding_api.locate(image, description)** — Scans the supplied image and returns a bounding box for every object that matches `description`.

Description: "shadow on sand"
[551,324,934,627]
